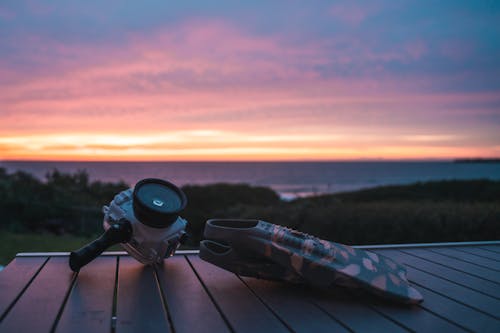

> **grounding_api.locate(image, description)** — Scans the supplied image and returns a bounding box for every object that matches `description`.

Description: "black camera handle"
[69,219,132,272]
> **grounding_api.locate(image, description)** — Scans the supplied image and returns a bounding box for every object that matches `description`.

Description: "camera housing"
[69,178,188,271]
[103,183,188,265]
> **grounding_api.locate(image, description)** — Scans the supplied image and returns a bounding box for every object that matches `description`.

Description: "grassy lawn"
[0,231,101,266]
[1,174,498,267]
[0,232,197,267]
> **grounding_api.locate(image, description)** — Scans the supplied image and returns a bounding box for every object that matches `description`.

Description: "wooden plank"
[401,248,500,284]
[156,255,231,333]
[360,293,471,333]
[375,250,500,332]
[394,280,500,333]
[0,256,75,333]
[374,250,500,319]
[454,247,500,262]
[0,256,47,320]
[480,245,500,254]
[115,256,171,333]
[241,277,351,333]
[188,256,290,333]
[55,256,117,333]
[430,248,500,271]
[380,249,500,298]
[306,287,410,332]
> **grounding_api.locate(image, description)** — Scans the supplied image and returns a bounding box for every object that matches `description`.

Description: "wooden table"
[1,242,499,333]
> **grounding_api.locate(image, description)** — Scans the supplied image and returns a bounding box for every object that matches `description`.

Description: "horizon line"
[1,158,485,163]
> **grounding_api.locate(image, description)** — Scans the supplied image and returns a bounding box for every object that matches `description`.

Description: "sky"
[0,1,499,161]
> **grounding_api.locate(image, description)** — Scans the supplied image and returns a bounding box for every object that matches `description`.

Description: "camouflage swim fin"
[200,219,423,304]
[200,239,307,283]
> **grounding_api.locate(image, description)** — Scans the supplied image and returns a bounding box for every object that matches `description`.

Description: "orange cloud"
[1,129,498,161]
[0,20,498,161]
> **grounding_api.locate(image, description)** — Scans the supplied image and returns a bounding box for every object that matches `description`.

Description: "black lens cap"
[132,178,187,228]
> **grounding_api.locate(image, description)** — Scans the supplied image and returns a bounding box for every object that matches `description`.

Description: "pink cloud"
[25,0,55,16]
[0,6,15,19]
[440,40,475,62]
[329,2,380,26]
[0,19,498,161]
[405,40,428,60]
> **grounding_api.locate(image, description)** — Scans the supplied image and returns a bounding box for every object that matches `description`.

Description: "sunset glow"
[1,1,499,161]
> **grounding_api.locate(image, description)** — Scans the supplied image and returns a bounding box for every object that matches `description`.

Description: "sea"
[1,161,499,200]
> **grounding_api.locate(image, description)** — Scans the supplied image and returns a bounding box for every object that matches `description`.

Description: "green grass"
[1,169,499,266]
[0,231,196,266]
[0,231,101,266]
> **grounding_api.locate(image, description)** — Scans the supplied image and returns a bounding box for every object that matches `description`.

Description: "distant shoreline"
[1,159,456,163]
[2,160,500,200]
[454,158,500,164]
[2,158,498,164]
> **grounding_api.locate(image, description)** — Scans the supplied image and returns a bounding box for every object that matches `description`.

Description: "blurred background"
[1,1,499,268]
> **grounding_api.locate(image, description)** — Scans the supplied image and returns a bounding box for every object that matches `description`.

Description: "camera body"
[69,178,188,272]
[103,188,188,265]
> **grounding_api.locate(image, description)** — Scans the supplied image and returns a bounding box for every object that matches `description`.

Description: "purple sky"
[0,1,499,160]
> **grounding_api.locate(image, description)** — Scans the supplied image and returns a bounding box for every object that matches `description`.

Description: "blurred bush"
[0,168,128,235]
[182,183,280,243]
[0,167,499,245]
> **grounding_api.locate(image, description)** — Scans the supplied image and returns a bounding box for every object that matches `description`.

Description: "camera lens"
[132,178,187,228]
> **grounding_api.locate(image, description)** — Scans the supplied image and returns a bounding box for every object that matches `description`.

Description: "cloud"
[0,3,499,161]
[439,39,476,62]
[401,135,458,143]
[405,40,428,60]
[2,131,496,161]
[329,2,380,26]
[0,6,15,19]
